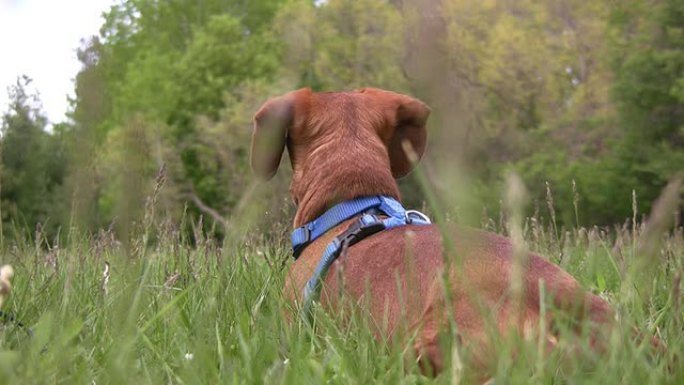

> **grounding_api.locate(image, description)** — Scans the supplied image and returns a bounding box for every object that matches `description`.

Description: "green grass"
[0,204,682,384]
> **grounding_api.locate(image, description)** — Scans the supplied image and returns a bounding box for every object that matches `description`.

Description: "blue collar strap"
[291,195,429,259]
[292,195,432,321]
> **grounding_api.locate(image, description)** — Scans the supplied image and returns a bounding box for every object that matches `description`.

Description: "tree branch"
[186,191,228,228]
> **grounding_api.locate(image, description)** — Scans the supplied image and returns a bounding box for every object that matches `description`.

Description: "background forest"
[1,0,682,243]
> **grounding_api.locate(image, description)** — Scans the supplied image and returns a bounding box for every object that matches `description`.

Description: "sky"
[0,0,116,125]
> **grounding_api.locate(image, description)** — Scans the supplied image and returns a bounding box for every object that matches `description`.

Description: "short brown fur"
[251,88,613,379]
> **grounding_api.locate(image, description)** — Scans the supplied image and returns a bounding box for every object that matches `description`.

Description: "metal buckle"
[405,210,431,224]
[336,218,385,248]
[301,225,311,243]
[292,226,312,260]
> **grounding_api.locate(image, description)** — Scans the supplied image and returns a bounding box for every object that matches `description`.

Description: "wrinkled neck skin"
[289,135,400,228]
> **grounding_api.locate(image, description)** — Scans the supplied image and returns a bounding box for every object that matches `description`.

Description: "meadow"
[0,174,681,385]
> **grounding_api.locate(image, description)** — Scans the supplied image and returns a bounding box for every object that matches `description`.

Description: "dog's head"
[251,88,431,224]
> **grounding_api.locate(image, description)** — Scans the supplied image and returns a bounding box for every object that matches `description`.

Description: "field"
[0,179,681,385]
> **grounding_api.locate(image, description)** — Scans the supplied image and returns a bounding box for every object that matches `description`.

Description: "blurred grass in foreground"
[0,172,681,385]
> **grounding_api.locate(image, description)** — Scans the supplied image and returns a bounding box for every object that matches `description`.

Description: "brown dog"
[250,88,613,377]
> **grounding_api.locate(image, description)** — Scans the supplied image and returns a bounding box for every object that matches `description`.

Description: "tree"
[61,0,681,233]
[605,0,684,220]
[0,76,65,238]
[66,0,290,235]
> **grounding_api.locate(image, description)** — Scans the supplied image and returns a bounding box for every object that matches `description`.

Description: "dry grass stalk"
[44,245,59,273]
[505,172,529,321]
[632,189,638,252]
[545,181,559,251]
[450,340,463,385]
[101,261,110,294]
[672,271,681,326]
[164,271,181,290]
[572,179,580,227]
[626,177,682,302]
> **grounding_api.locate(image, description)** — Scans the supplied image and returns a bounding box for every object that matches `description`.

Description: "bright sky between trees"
[0,0,115,125]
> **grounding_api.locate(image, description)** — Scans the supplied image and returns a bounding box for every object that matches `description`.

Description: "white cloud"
[0,0,116,125]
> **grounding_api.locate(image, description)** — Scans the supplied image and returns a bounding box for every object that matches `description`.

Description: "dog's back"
[285,218,613,375]
[252,88,615,378]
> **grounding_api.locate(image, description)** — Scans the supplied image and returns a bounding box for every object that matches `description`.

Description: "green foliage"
[3,0,682,237]
[604,0,684,220]
[436,0,683,226]
[610,0,684,141]
[0,77,66,238]
[174,14,280,124]
[288,0,406,91]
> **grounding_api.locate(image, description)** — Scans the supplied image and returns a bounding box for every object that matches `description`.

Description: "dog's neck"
[291,159,400,227]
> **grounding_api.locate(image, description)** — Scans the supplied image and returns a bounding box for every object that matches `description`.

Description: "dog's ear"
[251,89,309,179]
[359,88,431,177]
[388,93,431,178]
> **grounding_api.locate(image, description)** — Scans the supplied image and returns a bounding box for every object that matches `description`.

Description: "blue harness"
[291,195,431,317]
